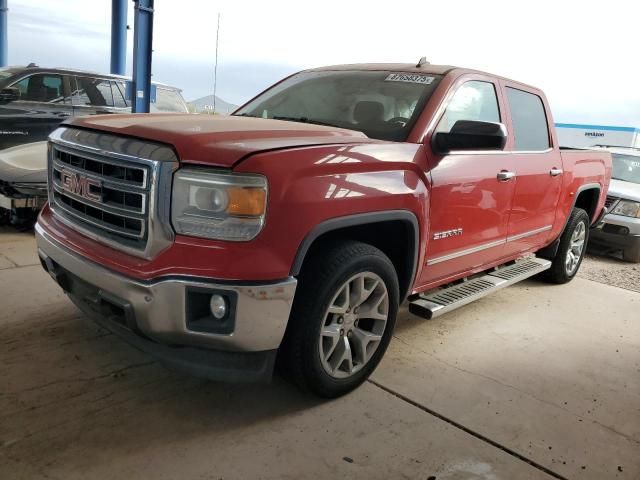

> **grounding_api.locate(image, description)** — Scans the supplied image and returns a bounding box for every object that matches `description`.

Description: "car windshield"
[611,153,640,184]
[234,70,442,141]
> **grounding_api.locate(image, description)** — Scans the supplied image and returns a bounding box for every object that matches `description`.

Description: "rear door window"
[12,74,66,103]
[151,88,188,113]
[73,76,114,107]
[111,81,129,108]
[506,87,550,151]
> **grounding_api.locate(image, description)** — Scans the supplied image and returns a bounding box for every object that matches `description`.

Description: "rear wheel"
[282,241,399,398]
[543,208,590,284]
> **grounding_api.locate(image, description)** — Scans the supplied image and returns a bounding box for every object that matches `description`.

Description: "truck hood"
[609,178,640,203]
[67,114,378,167]
[0,141,48,183]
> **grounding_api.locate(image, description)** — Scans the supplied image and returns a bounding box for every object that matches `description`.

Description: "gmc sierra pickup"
[35,62,612,397]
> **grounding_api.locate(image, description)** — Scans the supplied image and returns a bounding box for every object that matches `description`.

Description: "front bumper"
[35,223,297,382]
[590,227,640,251]
[0,192,47,210]
[590,212,640,252]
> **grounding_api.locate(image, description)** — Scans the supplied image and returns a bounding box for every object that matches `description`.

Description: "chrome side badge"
[433,228,463,240]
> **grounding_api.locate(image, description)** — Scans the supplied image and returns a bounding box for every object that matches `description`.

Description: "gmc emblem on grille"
[60,169,102,202]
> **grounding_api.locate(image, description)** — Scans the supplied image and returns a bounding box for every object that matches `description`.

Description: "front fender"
[236,143,430,281]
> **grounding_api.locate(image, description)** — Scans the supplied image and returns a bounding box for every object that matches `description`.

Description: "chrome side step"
[409,257,551,319]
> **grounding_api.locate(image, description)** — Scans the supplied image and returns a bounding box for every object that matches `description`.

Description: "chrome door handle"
[497,170,516,181]
[549,168,563,177]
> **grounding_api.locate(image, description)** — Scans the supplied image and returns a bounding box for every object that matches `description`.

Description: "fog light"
[210,294,227,319]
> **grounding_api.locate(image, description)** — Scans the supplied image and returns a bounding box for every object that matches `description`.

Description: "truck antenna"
[416,56,429,68]
[213,12,221,114]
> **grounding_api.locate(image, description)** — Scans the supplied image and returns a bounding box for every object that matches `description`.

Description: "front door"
[500,84,562,256]
[418,78,516,287]
[0,73,73,150]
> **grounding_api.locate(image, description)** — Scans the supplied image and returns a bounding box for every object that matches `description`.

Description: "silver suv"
[590,146,640,262]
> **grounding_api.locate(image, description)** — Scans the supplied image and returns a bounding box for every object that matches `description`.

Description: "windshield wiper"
[272,116,340,128]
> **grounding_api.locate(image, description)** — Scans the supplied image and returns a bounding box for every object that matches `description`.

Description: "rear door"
[0,73,73,150]
[500,84,562,256]
[419,76,516,286]
[71,76,117,117]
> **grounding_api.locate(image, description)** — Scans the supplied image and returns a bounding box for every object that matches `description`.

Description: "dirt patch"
[579,252,640,293]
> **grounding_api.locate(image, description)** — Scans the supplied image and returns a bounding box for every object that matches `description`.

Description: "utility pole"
[213,12,220,114]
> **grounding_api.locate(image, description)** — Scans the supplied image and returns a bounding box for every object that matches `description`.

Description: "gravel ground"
[579,250,640,293]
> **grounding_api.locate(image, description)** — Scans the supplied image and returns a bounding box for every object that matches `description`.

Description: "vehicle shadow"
[0,309,328,473]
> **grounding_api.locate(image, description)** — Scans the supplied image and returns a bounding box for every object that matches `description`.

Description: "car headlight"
[171,169,267,241]
[611,199,640,218]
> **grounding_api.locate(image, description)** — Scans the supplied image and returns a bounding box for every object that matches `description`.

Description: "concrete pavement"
[1,229,638,479]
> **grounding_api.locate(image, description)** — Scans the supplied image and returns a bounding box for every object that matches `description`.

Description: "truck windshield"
[611,153,640,184]
[234,70,442,142]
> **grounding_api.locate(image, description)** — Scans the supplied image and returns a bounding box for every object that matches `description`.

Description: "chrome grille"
[48,127,178,259]
[604,195,619,210]
[51,147,149,241]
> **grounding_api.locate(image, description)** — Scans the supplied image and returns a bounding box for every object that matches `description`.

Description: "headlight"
[611,199,640,218]
[171,169,267,241]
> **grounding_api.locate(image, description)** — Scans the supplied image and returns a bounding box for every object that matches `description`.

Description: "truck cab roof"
[305,63,542,93]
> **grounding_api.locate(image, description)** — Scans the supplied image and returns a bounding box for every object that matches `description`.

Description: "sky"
[5,0,640,126]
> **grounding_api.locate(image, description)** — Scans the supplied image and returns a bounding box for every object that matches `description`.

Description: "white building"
[555,123,640,149]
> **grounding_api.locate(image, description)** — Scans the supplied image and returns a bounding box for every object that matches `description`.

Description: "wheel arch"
[572,183,602,224]
[290,210,420,300]
[539,183,601,260]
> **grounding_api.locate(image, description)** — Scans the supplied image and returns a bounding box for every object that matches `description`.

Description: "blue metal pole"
[131,0,154,113]
[110,0,127,75]
[0,0,8,68]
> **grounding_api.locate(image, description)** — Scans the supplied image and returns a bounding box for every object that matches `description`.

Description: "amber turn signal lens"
[227,187,266,216]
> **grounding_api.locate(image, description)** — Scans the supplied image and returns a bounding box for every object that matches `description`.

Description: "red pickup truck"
[35,62,611,397]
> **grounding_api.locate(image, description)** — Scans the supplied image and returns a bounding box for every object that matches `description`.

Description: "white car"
[0,141,48,225]
[590,146,640,262]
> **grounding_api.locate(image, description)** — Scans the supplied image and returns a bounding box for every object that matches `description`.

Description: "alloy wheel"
[565,221,586,275]
[318,272,389,379]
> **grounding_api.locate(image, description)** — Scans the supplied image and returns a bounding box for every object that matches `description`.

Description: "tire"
[0,208,9,226]
[281,240,399,398]
[622,242,640,263]
[543,208,590,284]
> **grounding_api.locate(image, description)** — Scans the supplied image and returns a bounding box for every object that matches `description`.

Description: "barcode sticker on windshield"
[385,73,435,85]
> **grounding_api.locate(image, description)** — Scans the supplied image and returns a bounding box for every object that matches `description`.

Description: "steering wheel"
[386,116,409,126]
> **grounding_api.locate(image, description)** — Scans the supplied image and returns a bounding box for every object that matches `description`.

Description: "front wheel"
[543,208,590,284]
[282,241,399,398]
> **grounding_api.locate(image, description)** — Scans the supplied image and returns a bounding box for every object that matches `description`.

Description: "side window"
[111,81,129,108]
[506,87,550,151]
[12,74,66,103]
[95,79,114,107]
[436,80,500,133]
[73,76,114,107]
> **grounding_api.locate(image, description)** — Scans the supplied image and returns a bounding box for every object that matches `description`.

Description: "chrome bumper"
[0,192,47,210]
[35,224,297,353]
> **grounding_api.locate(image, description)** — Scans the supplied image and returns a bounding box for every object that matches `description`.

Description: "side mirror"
[432,120,507,154]
[0,87,20,103]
